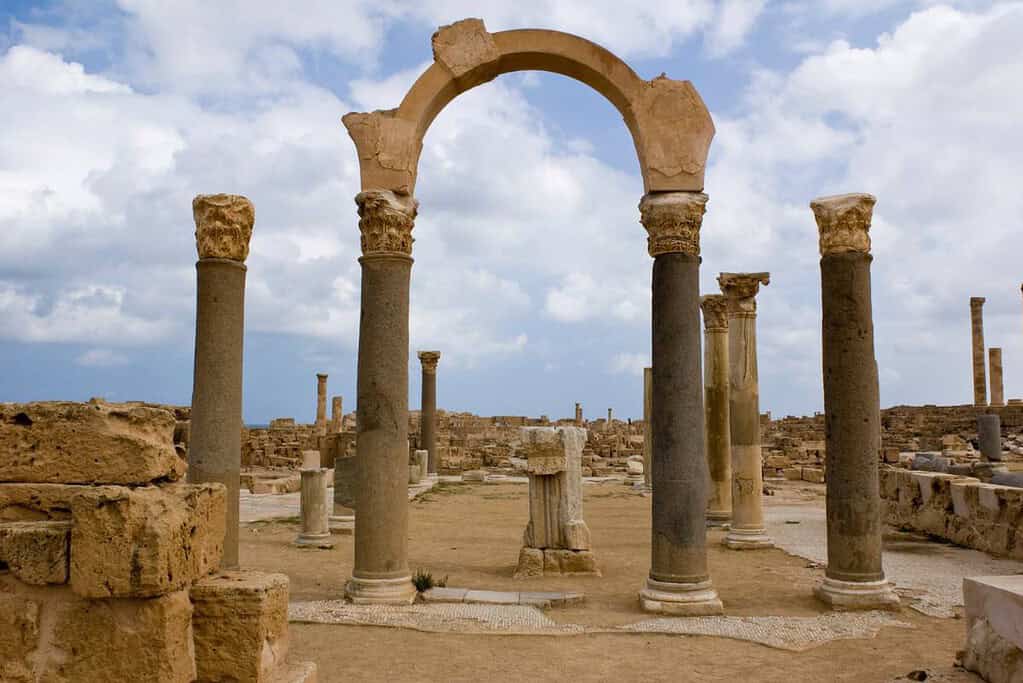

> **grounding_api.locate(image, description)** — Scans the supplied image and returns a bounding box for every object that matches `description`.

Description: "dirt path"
[240,480,979,682]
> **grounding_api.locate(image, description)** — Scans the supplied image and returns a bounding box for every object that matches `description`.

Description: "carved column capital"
[970,296,986,310]
[418,350,441,374]
[810,193,875,256]
[356,190,417,257]
[699,294,729,331]
[639,192,708,257]
[718,272,770,316]
[193,194,255,261]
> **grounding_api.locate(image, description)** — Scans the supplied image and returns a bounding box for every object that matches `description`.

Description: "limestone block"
[962,576,1023,682]
[513,547,544,579]
[961,617,1023,683]
[270,661,318,683]
[801,467,825,483]
[542,549,600,576]
[431,18,500,85]
[0,483,89,522]
[462,469,487,482]
[626,459,644,476]
[0,591,39,682]
[0,401,184,485]
[190,570,290,683]
[0,521,69,585]
[70,483,225,598]
[521,427,573,475]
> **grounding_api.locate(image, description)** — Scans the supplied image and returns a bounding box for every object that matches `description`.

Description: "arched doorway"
[343,18,721,615]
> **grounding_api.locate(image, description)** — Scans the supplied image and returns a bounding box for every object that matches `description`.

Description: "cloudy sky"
[1,1,1021,423]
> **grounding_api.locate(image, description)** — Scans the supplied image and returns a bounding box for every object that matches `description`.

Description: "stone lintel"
[193,194,255,262]
[809,193,875,256]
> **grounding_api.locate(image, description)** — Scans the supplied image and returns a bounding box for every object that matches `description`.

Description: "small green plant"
[412,569,449,592]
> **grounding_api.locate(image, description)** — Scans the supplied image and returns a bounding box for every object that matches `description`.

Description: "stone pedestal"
[189,193,254,570]
[700,294,731,526]
[978,413,1002,462]
[810,193,898,610]
[315,373,328,435]
[637,191,721,616]
[990,348,1005,407]
[719,272,773,550]
[514,427,598,578]
[971,297,987,406]
[345,190,417,605]
[296,468,333,549]
[418,351,440,474]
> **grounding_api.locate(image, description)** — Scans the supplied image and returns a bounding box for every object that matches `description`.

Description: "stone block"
[626,459,644,476]
[513,547,544,579]
[801,467,825,483]
[542,549,600,576]
[961,576,1023,683]
[0,521,69,585]
[271,661,318,683]
[70,483,225,598]
[0,400,185,484]
[0,483,89,522]
[0,591,39,682]
[783,467,803,481]
[462,469,486,482]
[190,570,290,683]
[764,455,789,469]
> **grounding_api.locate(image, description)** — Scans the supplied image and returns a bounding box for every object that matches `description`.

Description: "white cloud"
[609,352,650,375]
[76,348,130,367]
[705,0,767,57]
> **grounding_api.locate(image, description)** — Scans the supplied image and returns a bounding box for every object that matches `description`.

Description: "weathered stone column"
[574,403,583,425]
[638,192,722,615]
[700,294,731,526]
[606,408,613,431]
[971,297,987,406]
[296,468,334,549]
[811,193,898,609]
[720,271,773,550]
[189,193,254,570]
[417,351,440,475]
[643,367,653,489]
[990,348,1005,407]
[978,413,1002,462]
[330,396,344,433]
[315,373,328,435]
[346,190,418,605]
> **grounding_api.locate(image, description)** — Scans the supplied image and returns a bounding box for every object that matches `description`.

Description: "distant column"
[811,193,898,609]
[189,193,255,570]
[643,367,652,489]
[971,297,987,406]
[315,373,328,434]
[606,408,613,431]
[720,271,773,550]
[990,348,1005,407]
[700,294,731,525]
[330,396,344,433]
[418,351,440,475]
[295,468,333,549]
[574,403,583,425]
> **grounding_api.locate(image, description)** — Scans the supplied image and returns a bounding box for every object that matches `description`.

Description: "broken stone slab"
[70,483,225,598]
[910,452,950,473]
[0,578,196,683]
[0,483,90,522]
[191,570,290,683]
[462,469,487,482]
[961,576,1023,682]
[0,520,69,585]
[0,400,185,485]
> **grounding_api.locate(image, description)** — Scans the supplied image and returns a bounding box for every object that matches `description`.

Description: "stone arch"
[343,18,715,195]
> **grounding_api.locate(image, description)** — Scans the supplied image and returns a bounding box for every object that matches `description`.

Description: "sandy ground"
[240,480,983,682]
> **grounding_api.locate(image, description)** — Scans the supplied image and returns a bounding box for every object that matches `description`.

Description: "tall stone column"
[189,193,254,569]
[971,297,987,406]
[346,189,418,605]
[720,271,773,550]
[330,396,344,433]
[637,191,722,615]
[700,294,731,525]
[643,367,653,489]
[417,351,440,475]
[606,408,613,431]
[990,348,1005,407]
[810,193,898,609]
[315,373,328,435]
[574,403,583,425]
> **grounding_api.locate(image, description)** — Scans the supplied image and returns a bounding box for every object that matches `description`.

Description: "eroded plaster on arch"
[342,18,714,196]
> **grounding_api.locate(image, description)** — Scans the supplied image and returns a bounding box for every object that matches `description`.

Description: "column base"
[814,577,900,611]
[723,527,773,550]
[639,578,723,616]
[345,575,417,605]
[706,511,731,528]
[329,515,354,535]
[294,532,334,549]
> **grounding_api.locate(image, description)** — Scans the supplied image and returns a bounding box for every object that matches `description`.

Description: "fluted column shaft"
[811,192,898,609]
[720,272,773,550]
[347,189,418,605]
[637,191,721,616]
[189,193,254,569]
[990,348,1005,407]
[701,295,731,524]
[971,297,987,406]
[418,351,440,474]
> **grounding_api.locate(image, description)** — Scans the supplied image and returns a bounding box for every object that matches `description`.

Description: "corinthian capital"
[970,296,986,311]
[810,193,875,256]
[700,295,729,331]
[193,194,255,261]
[355,190,418,257]
[418,350,441,374]
[718,272,770,315]
[638,192,708,257]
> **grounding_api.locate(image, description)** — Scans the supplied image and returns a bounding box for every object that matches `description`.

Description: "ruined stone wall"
[0,400,315,682]
[880,466,1023,561]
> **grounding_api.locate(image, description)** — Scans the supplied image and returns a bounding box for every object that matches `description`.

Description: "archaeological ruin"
[3,15,1023,683]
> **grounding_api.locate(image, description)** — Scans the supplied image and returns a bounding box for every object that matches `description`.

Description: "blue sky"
[1,1,1021,423]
